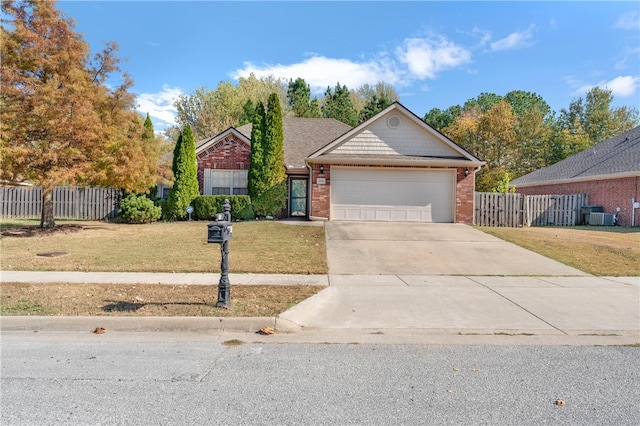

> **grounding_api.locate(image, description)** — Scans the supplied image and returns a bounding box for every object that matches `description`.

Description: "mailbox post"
[207,199,232,307]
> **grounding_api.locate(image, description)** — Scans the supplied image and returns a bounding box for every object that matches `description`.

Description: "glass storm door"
[290,178,308,217]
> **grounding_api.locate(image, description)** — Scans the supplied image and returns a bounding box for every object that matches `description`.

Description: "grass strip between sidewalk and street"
[0,283,324,317]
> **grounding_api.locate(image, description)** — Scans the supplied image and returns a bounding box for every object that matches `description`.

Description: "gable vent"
[387,115,401,129]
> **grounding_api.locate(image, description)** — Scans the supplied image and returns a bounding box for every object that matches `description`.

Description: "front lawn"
[0,219,328,274]
[478,226,640,276]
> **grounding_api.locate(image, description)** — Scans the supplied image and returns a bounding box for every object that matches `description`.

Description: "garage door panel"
[331,168,454,223]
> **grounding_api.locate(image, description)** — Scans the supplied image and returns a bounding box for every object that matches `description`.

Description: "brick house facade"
[195,102,484,224]
[511,126,640,227]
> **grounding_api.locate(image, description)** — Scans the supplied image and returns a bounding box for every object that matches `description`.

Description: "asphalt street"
[2,340,639,425]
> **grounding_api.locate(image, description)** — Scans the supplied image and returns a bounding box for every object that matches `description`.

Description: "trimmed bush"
[119,193,162,224]
[252,181,287,218]
[236,203,255,221]
[193,195,252,220]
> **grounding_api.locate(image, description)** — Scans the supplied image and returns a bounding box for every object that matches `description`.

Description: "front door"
[289,178,308,217]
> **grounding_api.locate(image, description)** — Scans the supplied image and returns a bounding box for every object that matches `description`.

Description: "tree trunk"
[40,185,56,228]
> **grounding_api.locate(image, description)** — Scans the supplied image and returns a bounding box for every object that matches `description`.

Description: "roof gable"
[511,125,640,187]
[195,127,250,155]
[309,102,481,163]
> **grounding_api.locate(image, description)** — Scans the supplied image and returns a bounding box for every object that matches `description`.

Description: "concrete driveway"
[325,221,586,276]
[278,222,640,337]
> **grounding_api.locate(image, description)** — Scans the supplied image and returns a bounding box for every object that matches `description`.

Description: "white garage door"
[331,167,455,222]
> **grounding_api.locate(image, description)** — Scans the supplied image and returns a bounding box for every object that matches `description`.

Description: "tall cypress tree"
[167,124,199,219]
[247,101,266,199]
[264,93,286,186]
[250,93,287,217]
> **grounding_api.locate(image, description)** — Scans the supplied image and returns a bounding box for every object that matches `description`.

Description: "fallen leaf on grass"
[92,327,106,334]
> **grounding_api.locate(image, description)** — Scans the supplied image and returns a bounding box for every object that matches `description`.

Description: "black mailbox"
[208,220,232,244]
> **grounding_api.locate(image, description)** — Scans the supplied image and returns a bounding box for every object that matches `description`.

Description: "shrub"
[236,203,255,221]
[252,181,287,218]
[119,194,162,224]
[193,195,252,220]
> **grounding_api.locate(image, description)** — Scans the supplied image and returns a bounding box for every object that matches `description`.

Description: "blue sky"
[56,1,640,132]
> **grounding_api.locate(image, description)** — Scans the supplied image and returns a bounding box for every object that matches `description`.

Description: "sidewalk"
[1,271,638,345]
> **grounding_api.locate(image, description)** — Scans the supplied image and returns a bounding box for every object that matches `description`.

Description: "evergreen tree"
[263,93,286,187]
[247,102,266,199]
[358,93,393,123]
[249,93,287,217]
[238,99,255,126]
[143,113,155,140]
[287,78,321,118]
[171,132,183,176]
[354,82,399,116]
[167,125,199,219]
[322,83,358,126]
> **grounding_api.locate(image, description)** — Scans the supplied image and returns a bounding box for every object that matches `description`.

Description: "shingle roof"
[511,125,640,186]
[234,118,352,170]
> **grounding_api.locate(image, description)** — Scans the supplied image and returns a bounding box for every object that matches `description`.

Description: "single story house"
[510,125,640,226]
[194,102,484,223]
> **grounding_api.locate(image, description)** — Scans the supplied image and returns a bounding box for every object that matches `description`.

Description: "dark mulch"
[1,224,84,238]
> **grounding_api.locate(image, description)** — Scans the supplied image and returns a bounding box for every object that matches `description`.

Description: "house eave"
[285,166,309,175]
[511,171,640,188]
[306,156,485,168]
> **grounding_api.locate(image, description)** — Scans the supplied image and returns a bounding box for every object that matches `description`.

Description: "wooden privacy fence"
[475,193,588,227]
[0,186,120,220]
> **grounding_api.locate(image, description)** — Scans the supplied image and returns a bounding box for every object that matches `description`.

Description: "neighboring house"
[194,102,484,223]
[511,125,640,226]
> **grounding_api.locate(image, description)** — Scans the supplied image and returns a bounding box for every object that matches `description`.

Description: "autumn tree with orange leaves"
[0,0,160,228]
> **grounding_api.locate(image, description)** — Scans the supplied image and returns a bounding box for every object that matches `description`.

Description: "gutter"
[306,157,485,168]
[512,171,640,188]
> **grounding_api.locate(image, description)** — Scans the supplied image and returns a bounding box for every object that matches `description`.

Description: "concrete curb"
[0,316,279,333]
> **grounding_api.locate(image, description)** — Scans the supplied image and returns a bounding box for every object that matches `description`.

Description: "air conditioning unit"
[589,212,615,226]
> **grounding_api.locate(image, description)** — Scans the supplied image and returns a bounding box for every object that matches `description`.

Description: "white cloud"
[570,75,639,98]
[614,10,640,30]
[468,26,492,47]
[490,25,536,51]
[396,36,472,79]
[234,56,401,95]
[233,35,471,94]
[600,75,639,97]
[136,84,183,130]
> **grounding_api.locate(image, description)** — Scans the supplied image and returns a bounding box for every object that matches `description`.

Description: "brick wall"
[196,134,251,193]
[456,168,476,224]
[516,176,640,226]
[310,164,330,219]
[309,164,477,224]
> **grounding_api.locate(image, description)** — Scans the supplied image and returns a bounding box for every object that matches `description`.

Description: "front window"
[206,169,248,195]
